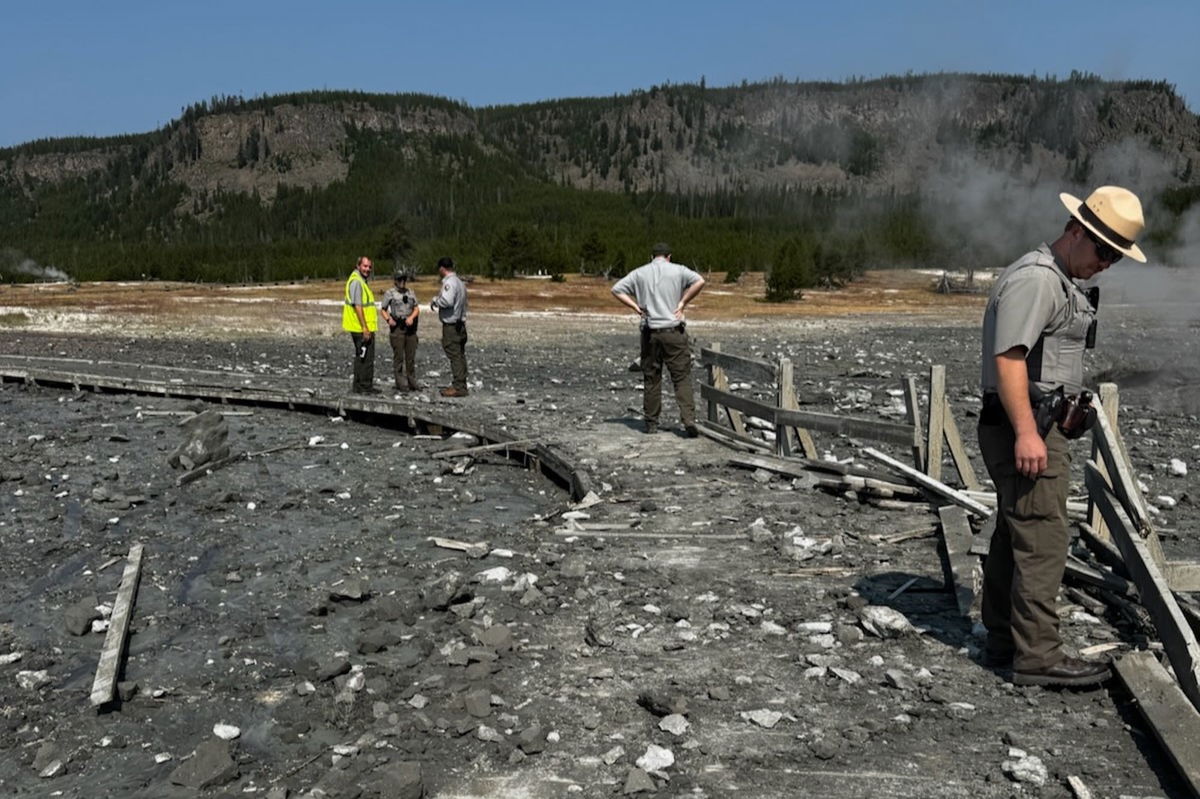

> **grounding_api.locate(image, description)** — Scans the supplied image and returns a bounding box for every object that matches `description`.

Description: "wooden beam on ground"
[901,376,926,471]
[1087,461,1200,712]
[90,543,145,707]
[1063,556,1137,598]
[926,366,947,482]
[1113,650,1200,796]
[1088,382,1119,544]
[176,451,247,487]
[937,505,978,617]
[554,529,743,541]
[727,453,814,481]
[698,346,778,383]
[861,447,993,518]
[431,438,539,459]
[696,420,772,453]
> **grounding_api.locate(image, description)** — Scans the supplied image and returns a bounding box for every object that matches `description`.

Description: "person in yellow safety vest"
[343,256,379,394]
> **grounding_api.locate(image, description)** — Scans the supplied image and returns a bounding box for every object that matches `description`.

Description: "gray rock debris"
[64,594,100,636]
[168,739,239,789]
[367,760,424,799]
[623,767,659,794]
[167,409,229,471]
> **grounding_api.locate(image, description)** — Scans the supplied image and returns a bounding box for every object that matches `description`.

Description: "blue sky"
[2,0,1198,148]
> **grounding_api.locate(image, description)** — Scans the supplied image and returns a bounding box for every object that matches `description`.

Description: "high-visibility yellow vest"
[342,271,377,332]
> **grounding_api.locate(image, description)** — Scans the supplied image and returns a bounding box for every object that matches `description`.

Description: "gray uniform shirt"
[980,243,1096,395]
[611,258,703,330]
[431,273,467,323]
[380,287,419,323]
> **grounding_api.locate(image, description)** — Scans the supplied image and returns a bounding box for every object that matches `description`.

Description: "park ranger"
[380,268,422,392]
[978,185,1146,687]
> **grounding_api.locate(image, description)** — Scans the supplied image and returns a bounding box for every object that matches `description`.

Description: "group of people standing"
[341,255,471,398]
[338,183,1151,693]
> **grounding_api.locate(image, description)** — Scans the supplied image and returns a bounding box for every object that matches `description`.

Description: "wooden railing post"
[902,376,926,471]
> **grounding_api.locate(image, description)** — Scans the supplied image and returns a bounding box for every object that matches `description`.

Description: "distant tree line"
[0,76,1196,296]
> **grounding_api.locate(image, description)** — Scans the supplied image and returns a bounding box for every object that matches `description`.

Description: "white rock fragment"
[601,745,625,765]
[1170,458,1188,476]
[213,723,241,740]
[796,621,832,634]
[830,667,862,684]
[39,760,64,778]
[561,511,591,521]
[635,744,675,772]
[658,714,690,736]
[858,605,915,638]
[741,709,783,729]
[759,620,788,636]
[17,670,51,690]
[475,566,513,584]
[154,752,172,764]
[1003,753,1048,787]
[1155,495,1177,509]
[0,651,24,665]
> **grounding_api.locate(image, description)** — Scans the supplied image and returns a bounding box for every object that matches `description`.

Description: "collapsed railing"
[700,342,1200,795]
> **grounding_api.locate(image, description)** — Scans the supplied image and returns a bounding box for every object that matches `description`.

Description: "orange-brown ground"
[0,270,987,336]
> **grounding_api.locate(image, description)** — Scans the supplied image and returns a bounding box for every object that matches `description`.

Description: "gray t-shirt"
[431,272,468,323]
[611,258,703,329]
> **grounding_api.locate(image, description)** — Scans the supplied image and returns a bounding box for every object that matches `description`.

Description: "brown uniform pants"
[441,321,468,391]
[641,326,695,427]
[978,421,1071,672]
[389,326,419,388]
[350,332,375,392]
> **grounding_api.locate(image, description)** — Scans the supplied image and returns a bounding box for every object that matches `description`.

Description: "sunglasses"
[1083,227,1122,264]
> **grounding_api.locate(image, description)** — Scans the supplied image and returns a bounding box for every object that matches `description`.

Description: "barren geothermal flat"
[0,269,1198,798]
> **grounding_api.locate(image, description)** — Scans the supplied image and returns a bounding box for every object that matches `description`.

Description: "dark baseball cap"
[651,242,671,256]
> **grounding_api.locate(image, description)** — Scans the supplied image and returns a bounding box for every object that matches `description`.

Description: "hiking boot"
[407,379,423,391]
[683,424,700,438]
[1012,657,1110,688]
[644,421,658,434]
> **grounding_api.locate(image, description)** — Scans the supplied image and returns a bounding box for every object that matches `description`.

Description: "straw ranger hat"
[1059,185,1147,263]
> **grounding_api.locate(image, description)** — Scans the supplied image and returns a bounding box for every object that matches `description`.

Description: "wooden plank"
[554,529,743,541]
[926,366,946,482]
[862,447,993,518]
[698,347,778,382]
[431,438,538,459]
[775,358,794,458]
[777,358,818,459]
[695,420,772,453]
[727,453,814,481]
[1087,461,1200,712]
[1088,383,1119,544]
[941,395,981,491]
[773,406,916,447]
[901,376,926,470]
[970,512,997,556]
[1113,650,1200,796]
[1167,560,1200,593]
[706,344,748,435]
[705,342,722,425]
[1092,394,1154,537]
[701,384,918,448]
[1063,556,1137,597]
[937,505,978,617]
[90,543,145,707]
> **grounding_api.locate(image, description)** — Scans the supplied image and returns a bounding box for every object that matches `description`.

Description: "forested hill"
[2,73,1199,286]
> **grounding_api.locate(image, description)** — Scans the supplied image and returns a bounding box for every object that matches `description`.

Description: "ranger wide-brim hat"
[1059,185,1147,263]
